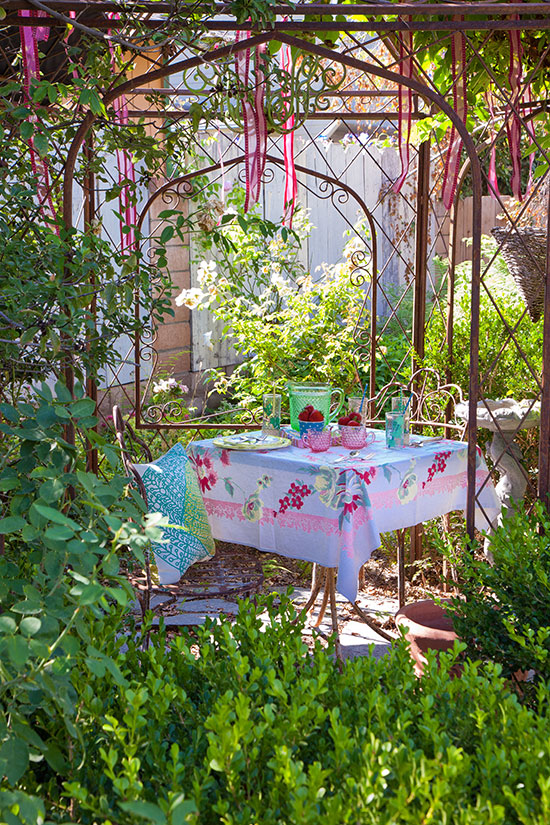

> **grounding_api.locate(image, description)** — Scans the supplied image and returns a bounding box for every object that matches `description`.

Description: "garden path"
[143,541,447,660]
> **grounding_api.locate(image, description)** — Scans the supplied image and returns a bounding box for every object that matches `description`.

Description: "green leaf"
[71,398,97,419]
[11,106,30,120]
[89,91,105,116]
[0,616,16,634]
[19,121,34,140]
[170,798,198,825]
[118,801,167,824]
[19,617,41,637]
[43,741,67,773]
[160,225,175,244]
[0,404,20,423]
[54,381,73,403]
[31,503,81,531]
[85,658,106,678]
[45,525,76,541]
[6,635,29,668]
[74,583,104,605]
[33,133,49,158]
[0,739,29,785]
[0,516,26,534]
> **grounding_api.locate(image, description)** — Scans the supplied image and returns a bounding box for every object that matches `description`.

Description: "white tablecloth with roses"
[187,431,500,603]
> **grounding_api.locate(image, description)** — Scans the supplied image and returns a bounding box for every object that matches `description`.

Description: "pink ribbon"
[18,10,58,232]
[107,15,137,254]
[507,27,523,201]
[486,91,501,200]
[235,31,267,212]
[524,87,536,196]
[393,26,413,194]
[279,41,297,227]
[441,26,468,210]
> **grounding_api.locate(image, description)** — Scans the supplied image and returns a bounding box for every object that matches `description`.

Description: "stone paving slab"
[175,598,240,613]
[152,613,207,626]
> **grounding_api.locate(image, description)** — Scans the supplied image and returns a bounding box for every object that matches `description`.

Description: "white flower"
[180,383,189,394]
[197,260,217,280]
[152,377,178,394]
[203,330,214,351]
[175,287,205,309]
[270,272,291,294]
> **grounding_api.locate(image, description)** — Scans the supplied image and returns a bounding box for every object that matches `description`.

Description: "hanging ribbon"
[280,39,297,227]
[393,24,413,194]
[507,26,524,201]
[107,14,137,254]
[235,31,267,213]
[441,25,468,210]
[486,90,501,201]
[18,10,58,232]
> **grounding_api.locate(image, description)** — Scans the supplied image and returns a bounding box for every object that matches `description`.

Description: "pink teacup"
[304,428,332,452]
[340,425,375,450]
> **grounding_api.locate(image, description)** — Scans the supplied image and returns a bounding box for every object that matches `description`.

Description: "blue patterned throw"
[135,443,215,584]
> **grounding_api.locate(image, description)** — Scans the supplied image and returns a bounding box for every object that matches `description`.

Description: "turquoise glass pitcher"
[288,382,345,431]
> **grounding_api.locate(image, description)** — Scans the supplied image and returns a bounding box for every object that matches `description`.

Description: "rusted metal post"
[83,137,99,475]
[538,183,550,507]
[410,138,431,563]
[466,163,483,540]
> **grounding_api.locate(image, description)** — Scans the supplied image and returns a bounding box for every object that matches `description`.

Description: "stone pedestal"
[456,399,540,556]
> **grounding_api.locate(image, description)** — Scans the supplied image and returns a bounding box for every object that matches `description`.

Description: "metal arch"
[133,150,379,426]
[60,29,485,535]
[63,32,484,235]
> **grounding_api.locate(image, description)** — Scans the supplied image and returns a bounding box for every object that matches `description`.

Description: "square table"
[187,429,500,614]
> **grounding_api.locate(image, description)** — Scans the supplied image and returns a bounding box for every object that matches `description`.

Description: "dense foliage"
[14,595,550,824]
[424,239,543,400]
[0,386,167,824]
[445,503,550,692]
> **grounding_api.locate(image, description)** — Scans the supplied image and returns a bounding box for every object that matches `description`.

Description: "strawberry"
[298,404,314,421]
[347,420,360,427]
[349,411,362,423]
[309,409,324,422]
[338,415,350,425]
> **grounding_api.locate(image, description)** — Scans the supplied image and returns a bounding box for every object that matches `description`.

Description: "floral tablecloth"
[187,431,500,603]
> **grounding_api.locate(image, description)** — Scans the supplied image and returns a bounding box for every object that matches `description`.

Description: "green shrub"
[17,593,550,825]
[0,384,164,825]
[424,239,543,400]
[445,503,550,690]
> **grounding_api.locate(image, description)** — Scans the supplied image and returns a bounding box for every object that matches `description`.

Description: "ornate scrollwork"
[178,49,345,136]
[317,178,350,207]
[237,164,275,186]
[140,398,263,429]
[349,248,372,287]
[159,179,194,207]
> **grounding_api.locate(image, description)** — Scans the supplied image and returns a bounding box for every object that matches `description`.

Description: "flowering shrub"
[178,207,368,405]
[151,374,189,402]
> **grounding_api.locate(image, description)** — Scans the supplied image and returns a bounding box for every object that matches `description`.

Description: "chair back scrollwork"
[365,368,466,435]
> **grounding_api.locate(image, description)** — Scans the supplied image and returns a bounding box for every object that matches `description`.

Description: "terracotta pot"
[395,599,459,677]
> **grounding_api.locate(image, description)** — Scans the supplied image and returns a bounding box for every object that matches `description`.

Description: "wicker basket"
[491,226,548,323]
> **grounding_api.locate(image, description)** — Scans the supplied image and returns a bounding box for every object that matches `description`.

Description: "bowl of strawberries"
[338,410,369,449]
[297,405,325,436]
